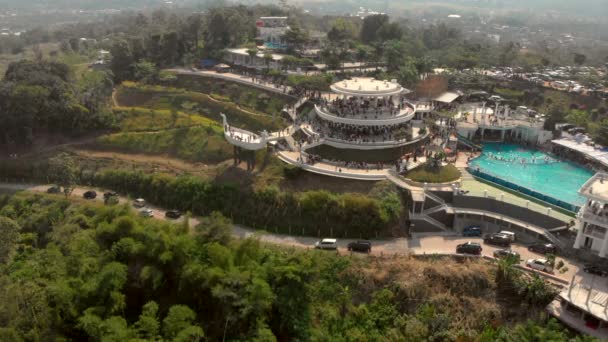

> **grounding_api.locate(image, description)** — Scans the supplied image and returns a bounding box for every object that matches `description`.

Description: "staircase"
[456,133,482,151]
[283,136,298,151]
[410,212,449,231]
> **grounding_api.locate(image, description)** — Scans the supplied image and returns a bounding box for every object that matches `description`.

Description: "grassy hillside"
[172,73,294,116]
[92,107,232,163]
[96,127,232,164]
[115,82,288,132]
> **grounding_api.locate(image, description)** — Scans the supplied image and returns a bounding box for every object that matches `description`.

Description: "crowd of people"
[309,119,413,144]
[486,152,557,165]
[319,96,413,119]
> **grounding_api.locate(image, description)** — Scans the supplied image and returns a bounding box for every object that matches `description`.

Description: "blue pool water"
[469,143,594,207]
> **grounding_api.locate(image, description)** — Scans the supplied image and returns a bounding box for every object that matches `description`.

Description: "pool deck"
[455,153,573,222]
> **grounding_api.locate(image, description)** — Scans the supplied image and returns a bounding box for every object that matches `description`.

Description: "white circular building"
[309,77,428,150]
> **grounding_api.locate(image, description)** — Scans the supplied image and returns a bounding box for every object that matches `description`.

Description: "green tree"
[263,53,273,71]
[110,39,135,81]
[133,60,159,84]
[195,211,232,245]
[574,53,587,66]
[282,25,309,51]
[48,153,79,198]
[566,109,590,127]
[594,120,608,146]
[360,14,389,44]
[0,216,20,264]
[247,48,258,66]
[162,305,201,340]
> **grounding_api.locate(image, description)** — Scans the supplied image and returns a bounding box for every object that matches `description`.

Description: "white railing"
[320,132,428,150]
[583,211,608,226]
[314,105,416,126]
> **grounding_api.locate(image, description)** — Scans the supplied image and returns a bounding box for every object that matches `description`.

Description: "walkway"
[168,68,295,97]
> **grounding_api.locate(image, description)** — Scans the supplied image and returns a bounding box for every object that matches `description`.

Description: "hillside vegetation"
[115,82,288,132]
[0,193,593,341]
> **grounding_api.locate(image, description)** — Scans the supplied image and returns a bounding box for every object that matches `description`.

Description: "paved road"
[2,182,604,287]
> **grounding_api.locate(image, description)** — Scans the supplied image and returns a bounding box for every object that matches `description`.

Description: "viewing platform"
[314,104,415,126]
[304,124,429,150]
[330,77,409,97]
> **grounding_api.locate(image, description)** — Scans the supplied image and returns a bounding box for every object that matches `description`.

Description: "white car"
[526,258,553,273]
[139,208,154,218]
[315,238,338,250]
[133,198,146,208]
[498,230,516,242]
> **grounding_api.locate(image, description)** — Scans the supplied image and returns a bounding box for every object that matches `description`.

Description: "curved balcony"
[314,104,416,126]
[320,131,429,150]
[224,127,268,150]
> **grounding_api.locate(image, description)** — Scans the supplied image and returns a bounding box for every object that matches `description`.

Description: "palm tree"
[496,254,520,286]
[246,48,258,67]
[263,53,273,71]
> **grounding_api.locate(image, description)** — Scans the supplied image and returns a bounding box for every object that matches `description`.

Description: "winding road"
[1,182,601,287]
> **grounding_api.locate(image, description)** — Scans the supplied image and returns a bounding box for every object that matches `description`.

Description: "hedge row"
[92,170,398,238]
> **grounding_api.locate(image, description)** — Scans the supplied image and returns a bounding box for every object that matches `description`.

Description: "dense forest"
[0,192,598,341]
[0,60,114,146]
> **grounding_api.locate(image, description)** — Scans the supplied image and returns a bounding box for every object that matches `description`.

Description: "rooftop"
[330,77,405,97]
[552,137,608,168]
[560,281,608,322]
[579,173,608,203]
[225,48,286,61]
[434,91,461,103]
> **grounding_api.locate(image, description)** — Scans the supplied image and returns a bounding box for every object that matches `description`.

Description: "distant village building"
[223,48,285,70]
[256,17,289,49]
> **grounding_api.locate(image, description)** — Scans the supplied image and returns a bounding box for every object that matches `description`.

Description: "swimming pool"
[468,143,594,211]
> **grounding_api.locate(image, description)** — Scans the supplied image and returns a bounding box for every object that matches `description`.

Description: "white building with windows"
[573,173,608,257]
[256,17,289,49]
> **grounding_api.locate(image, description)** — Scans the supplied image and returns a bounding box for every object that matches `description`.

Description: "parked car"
[456,242,482,255]
[103,191,118,199]
[315,238,338,250]
[139,208,154,218]
[83,190,97,200]
[47,186,61,194]
[483,234,511,247]
[133,198,146,208]
[462,226,482,237]
[498,230,516,242]
[583,264,608,277]
[347,240,372,253]
[526,258,553,273]
[165,210,182,219]
[493,249,520,260]
[528,243,557,255]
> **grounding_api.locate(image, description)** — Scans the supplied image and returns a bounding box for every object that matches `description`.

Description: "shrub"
[405,164,461,183]
[283,165,303,180]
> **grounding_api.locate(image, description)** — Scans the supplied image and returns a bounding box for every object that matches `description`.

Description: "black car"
[347,240,372,253]
[165,210,182,219]
[583,264,608,277]
[83,190,97,200]
[462,226,482,237]
[483,234,511,247]
[47,186,61,194]
[528,243,557,255]
[493,249,520,260]
[456,242,482,255]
